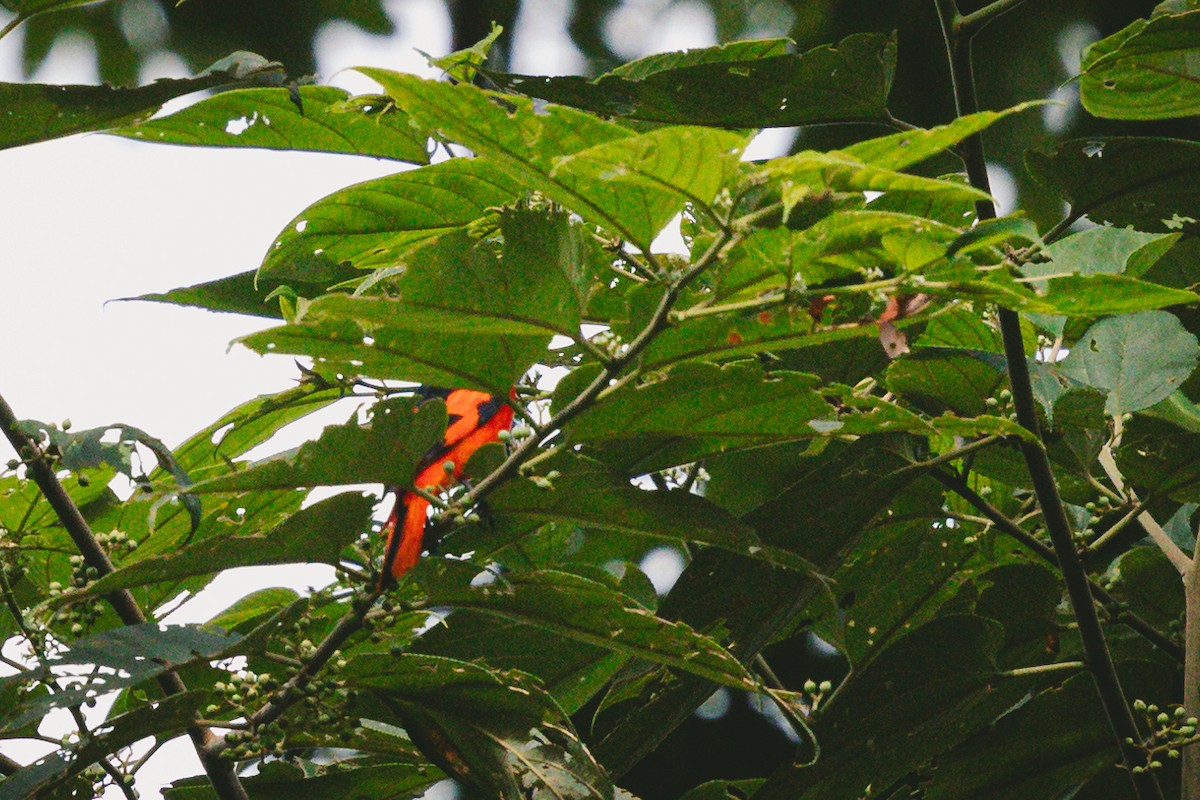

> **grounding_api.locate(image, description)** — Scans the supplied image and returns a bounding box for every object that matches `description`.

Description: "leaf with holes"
[347,654,613,800]
[111,85,430,162]
[482,32,896,128]
[1060,311,1200,415]
[1080,9,1200,120]
[1027,137,1200,231]
[259,157,521,282]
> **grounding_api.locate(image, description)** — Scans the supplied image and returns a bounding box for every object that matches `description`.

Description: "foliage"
[2,3,1200,800]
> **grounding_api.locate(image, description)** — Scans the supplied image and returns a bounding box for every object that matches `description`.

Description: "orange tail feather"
[382,491,431,583]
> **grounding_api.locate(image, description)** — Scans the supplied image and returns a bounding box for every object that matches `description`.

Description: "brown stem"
[0,392,248,800]
[934,4,1164,793]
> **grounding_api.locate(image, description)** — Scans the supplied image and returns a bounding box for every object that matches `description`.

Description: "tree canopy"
[3,2,1200,800]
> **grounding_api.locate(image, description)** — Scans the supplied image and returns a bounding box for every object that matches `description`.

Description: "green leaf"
[0,691,207,800]
[418,563,761,693]
[751,616,1034,800]
[794,477,980,664]
[565,362,1025,466]
[548,125,748,246]
[845,102,1044,170]
[0,51,281,151]
[131,269,349,320]
[415,608,627,714]
[245,210,591,392]
[110,85,430,162]
[206,587,302,632]
[755,150,989,215]
[608,38,793,80]
[887,348,1006,417]
[482,32,897,128]
[163,761,439,800]
[424,21,503,83]
[1038,227,1178,281]
[945,214,1040,258]
[346,654,613,800]
[1023,227,1181,335]
[259,157,521,282]
[187,396,445,493]
[1028,137,1200,231]
[592,440,927,774]
[1080,9,1200,120]
[237,296,545,392]
[1041,273,1199,316]
[1059,311,1200,415]
[357,69,686,247]
[923,662,1174,800]
[459,451,821,573]
[49,493,372,603]
[0,624,237,734]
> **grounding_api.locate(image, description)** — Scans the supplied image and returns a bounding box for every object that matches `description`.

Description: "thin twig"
[1097,443,1190,574]
[1001,660,1085,678]
[208,596,375,753]
[0,392,249,800]
[933,469,1183,662]
[955,0,1032,37]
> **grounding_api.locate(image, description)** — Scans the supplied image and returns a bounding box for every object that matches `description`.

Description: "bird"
[380,386,515,584]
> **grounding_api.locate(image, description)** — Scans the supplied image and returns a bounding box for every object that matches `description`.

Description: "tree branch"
[955,0,1031,38]
[0,392,249,800]
[934,5,1164,793]
[933,469,1183,662]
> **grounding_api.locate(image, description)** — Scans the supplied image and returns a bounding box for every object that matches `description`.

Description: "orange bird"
[381,387,515,583]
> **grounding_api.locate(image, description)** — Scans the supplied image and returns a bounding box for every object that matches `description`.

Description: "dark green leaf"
[483,32,897,128]
[416,608,627,714]
[50,492,372,603]
[163,761,439,800]
[924,662,1174,800]
[592,439,927,775]
[751,616,1034,800]
[0,51,281,151]
[887,348,1005,417]
[347,654,613,800]
[609,38,792,80]
[187,396,444,493]
[1028,137,1200,231]
[418,562,760,692]
[132,269,327,320]
[1117,417,1200,501]
[1115,547,1186,630]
